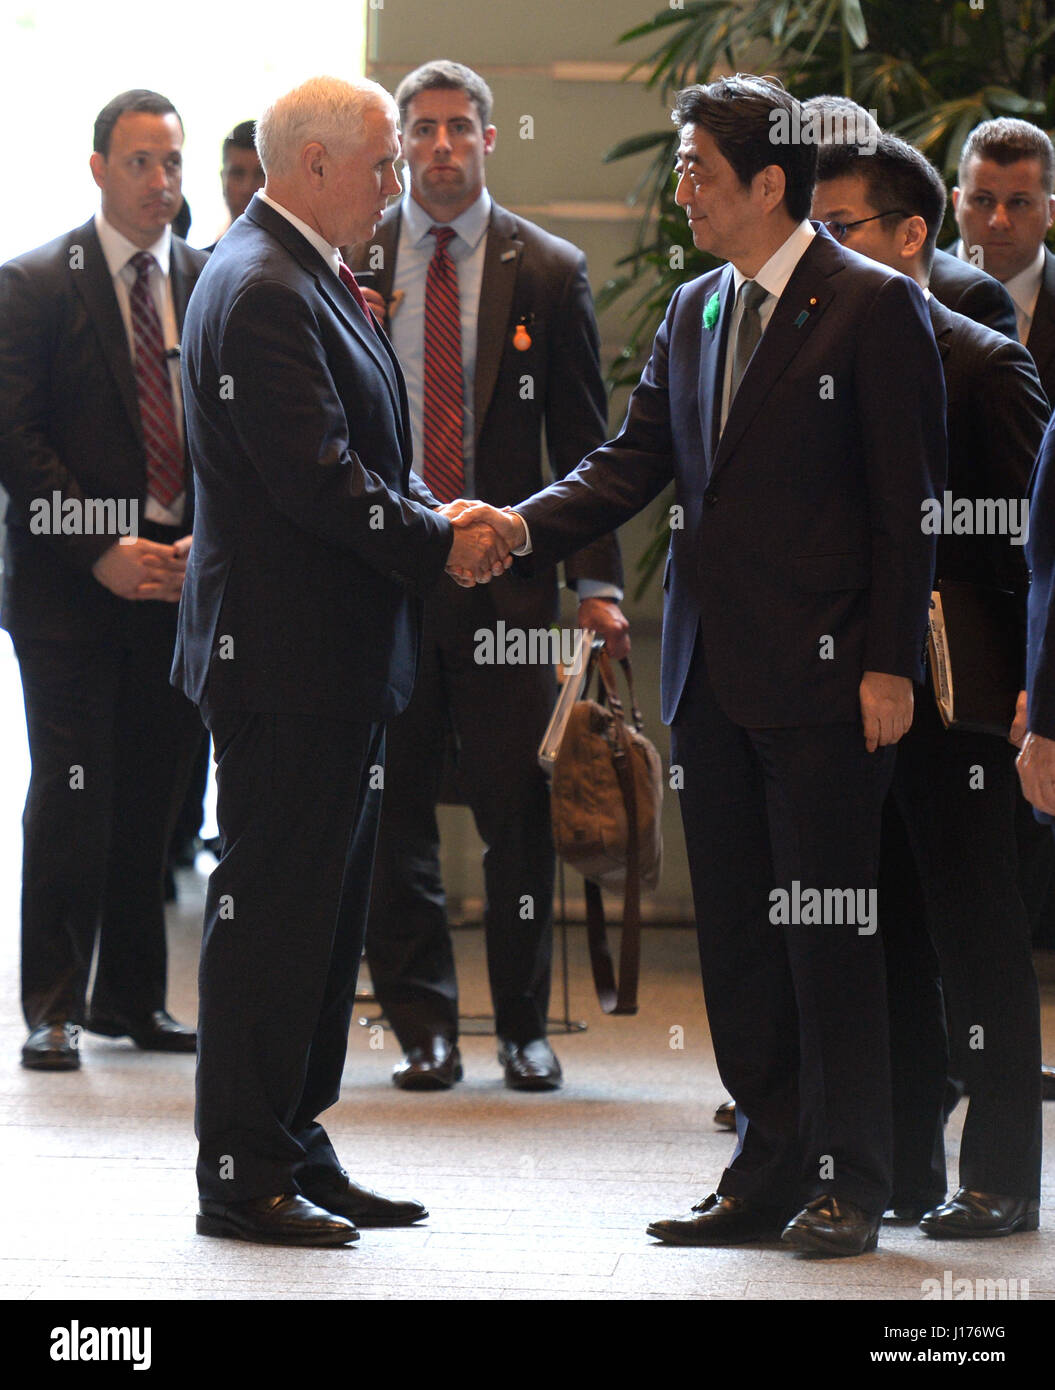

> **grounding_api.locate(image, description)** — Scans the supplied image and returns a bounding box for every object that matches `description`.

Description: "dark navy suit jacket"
[172,194,452,722]
[516,224,947,728]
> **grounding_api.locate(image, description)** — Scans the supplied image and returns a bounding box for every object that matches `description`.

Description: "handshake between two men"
[437,498,631,659]
[439,498,525,586]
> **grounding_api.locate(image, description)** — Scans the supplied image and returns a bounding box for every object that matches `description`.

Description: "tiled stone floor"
[1,635,1053,1309]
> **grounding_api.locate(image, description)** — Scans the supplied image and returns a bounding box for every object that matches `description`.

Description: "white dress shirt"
[94,210,184,524]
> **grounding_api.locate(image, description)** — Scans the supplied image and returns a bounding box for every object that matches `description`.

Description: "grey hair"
[255,75,397,177]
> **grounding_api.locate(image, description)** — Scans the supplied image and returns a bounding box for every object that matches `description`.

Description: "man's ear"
[759,163,787,212]
[484,125,497,157]
[89,151,107,192]
[951,186,961,214]
[301,141,326,185]
[903,214,929,260]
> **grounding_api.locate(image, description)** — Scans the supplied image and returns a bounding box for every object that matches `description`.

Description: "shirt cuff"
[575,581,624,602]
[507,510,532,555]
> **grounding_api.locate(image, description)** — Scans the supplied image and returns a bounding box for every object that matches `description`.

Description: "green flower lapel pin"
[703,291,721,332]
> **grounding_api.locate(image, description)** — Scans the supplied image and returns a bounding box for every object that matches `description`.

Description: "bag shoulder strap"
[584,649,641,1015]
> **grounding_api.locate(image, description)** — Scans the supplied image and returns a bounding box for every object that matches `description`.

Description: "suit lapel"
[169,237,201,330]
[474,204,521,449]
[246,199,406,444]
[711,229,838,479]
[70,220,143,447]
[698,266,734,468]
[1026,246,1055,389]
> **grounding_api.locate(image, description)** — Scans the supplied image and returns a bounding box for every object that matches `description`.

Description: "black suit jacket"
[1023,245,1055,401]
[930,248,1018,340]
[348,200,621,628]
[172,194,453,722]
[0,218,207,640]
[516,225,947,727]
[928,296,1049,671]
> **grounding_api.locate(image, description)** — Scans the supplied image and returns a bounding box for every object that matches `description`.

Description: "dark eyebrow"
[675,151,700,165]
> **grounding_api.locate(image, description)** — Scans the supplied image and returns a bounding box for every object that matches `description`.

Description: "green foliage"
[609,0,1055,593]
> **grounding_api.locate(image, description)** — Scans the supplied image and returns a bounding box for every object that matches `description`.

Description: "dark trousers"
[366,588,556,1046]
[671,644,895,1218]
[195,708,383,1202]
[14,602,203,1029]
[883,689,1042,1199]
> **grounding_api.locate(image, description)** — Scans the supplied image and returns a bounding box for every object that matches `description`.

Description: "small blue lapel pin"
[794,296,819,328]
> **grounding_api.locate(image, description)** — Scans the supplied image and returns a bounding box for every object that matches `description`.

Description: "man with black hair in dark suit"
[814,134,1046,1238]
[459,75,946,1256]
[0,89,206,1071]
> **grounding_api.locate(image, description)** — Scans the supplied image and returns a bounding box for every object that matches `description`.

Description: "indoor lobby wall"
[367,0,696,922]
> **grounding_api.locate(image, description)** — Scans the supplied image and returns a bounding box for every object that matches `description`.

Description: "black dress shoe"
[498,1037,562,1091]
[713,1099,736,1130]
[1043,1065,1055,1101]
[196,1193,358,1246]
[299,1169,427,1226]
[647,1193,783,1246]
[392,1038,462,1090]
[781,1196,881,1256]
[85,1009,196,1052]
[920,1188,1040,1238]
[21,1022,81,1071]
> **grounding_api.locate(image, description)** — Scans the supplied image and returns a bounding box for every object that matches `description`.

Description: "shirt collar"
[94,209,172,279]
[256,190,342,278]
[1003,244,1046,318]
[402,187,492,251]
[730,219,816,303]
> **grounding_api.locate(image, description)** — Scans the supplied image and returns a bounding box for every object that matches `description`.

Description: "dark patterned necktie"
[337,259,378,334]
[128,251,182,507]
[422,225,464,503]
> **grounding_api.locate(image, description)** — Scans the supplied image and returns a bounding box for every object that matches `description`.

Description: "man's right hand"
[91,537,188,602]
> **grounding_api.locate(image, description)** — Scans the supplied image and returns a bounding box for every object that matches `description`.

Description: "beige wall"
[368,0,696,920]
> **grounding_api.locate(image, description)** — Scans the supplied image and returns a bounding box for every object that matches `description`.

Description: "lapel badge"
[703,291,721,332]
[513,315,532,351]
[794,297,819,328]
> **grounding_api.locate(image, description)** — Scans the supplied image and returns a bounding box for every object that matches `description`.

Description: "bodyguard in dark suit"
[348,61,625,1092]
[0,90,206,1070]
[814,135,1045,1239]
[463,76,946,1256]
[953,116,1055,1099]
[174,76,512,1247]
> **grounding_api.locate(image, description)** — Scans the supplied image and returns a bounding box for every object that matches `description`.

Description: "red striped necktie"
[422,225,464,503]
[337,259,378,334]
[128,251,183,508]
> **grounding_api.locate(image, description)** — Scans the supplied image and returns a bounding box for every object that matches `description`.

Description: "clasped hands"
[91,534,191,602]
[439,499,526,586]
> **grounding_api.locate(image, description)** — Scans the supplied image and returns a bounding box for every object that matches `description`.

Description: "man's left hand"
[1017,729,1055,815]
[859,670,913,753]
[577,597,630,660]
